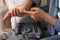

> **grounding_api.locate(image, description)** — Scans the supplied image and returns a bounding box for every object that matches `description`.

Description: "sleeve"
[55,19,60,32]
[0,33,7,39]
[0,29,16,39]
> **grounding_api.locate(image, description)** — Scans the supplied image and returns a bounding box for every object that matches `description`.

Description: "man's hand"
[24,7,45,21]
[24,7,56,26]
[9,8,20,16]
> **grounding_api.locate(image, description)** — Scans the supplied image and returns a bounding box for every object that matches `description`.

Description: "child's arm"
[17,0,33,13]
[1,11,11,25]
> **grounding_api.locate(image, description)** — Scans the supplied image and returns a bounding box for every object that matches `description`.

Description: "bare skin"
[23,7,56,26]
[1,0,32,29]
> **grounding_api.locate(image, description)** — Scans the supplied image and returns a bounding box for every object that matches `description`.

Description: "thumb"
[30,7,38,11]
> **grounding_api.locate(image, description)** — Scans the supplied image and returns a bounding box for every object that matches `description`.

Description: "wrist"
[43,12,56,26]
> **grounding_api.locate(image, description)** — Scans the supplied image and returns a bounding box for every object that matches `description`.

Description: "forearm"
[2,12,11,21]
[40,11,56,26]
[17,0,33,10]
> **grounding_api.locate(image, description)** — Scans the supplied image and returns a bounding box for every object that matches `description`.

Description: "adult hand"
[24,7,45,21]
[9,7,26,17]
[9,8,21,16]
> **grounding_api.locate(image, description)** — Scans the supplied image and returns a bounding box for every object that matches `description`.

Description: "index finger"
[24,9,35,15]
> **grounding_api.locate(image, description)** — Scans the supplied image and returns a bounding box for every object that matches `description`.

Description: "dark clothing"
[0,15,41,40]
[40,35,60,40]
